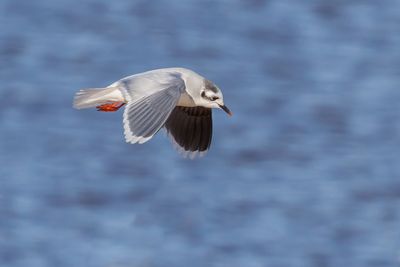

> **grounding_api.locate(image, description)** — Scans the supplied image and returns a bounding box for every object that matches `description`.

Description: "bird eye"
[201,91,218,101]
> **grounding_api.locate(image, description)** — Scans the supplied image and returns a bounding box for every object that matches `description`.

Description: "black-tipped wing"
[164,106,212,157]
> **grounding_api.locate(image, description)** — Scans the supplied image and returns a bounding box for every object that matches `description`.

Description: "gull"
[73,67,231,158]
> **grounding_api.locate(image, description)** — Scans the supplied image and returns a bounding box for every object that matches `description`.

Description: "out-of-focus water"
[1,1,400,266]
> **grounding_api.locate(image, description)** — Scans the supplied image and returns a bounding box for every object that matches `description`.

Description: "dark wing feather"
[164,106,212,158]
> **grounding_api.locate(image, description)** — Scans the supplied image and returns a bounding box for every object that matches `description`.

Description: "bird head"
[198,79,232,116]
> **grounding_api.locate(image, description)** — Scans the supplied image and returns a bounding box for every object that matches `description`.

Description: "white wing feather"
[116,69,187,102]
[122,74,185,144]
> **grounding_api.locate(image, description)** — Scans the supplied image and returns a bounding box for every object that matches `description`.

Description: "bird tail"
[73,87,121,109]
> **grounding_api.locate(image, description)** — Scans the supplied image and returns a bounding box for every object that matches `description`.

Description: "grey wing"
[164,106,212,158]
[123,81,184,144]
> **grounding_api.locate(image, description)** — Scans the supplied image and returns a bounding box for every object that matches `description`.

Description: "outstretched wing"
[164,106,212,158]
[123,78,185,144]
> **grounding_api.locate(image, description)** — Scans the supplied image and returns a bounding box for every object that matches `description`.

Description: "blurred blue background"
[1,0,400,266]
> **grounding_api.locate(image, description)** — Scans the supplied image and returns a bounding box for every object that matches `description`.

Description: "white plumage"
[73,67,231,158]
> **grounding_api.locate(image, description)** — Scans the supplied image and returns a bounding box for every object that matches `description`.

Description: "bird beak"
[219,104,232,116]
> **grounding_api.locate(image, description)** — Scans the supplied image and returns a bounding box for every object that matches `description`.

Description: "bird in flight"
[73,68,231,158]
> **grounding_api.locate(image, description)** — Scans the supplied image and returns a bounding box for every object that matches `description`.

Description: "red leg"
[96,102,126,112]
